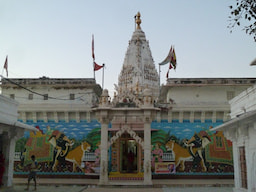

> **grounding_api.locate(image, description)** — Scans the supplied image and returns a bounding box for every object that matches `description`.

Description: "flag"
[4,56,8,77]
[94,62,103,71]
[166,62,173,79]
[92,34,95,60]
[159,47,172,65]
[171,47,177,69]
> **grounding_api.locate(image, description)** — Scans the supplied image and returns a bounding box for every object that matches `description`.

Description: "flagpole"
[102,64,105,89]
[93,62,95,79]
[159,64,161,87]
[92,34,95,79]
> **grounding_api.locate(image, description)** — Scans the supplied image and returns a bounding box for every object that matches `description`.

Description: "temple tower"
[116,12,160,100]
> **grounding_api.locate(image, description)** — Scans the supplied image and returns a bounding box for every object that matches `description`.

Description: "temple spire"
[136,12,141,30]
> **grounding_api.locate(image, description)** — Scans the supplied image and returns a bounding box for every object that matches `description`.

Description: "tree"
[228,0,256,42]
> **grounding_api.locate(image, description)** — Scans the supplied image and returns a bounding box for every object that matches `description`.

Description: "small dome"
[102,89,109,97]
[143,88,152,96]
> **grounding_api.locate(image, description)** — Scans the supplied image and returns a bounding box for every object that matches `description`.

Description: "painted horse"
[65,141,91,172]
[165,140,196,171]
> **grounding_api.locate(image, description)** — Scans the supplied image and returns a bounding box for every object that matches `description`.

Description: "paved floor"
[1,185,233,192]
[0,178,234,192]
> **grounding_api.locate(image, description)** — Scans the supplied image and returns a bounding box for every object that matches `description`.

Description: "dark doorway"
[120,139,138,173]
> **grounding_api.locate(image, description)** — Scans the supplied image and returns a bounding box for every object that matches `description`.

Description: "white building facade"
[213,84,256,192]
[0,95,36,187]
[1,12,256,186]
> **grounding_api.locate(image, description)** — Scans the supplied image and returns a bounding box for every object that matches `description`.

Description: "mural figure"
[48,130,74,171]
[152,143,163,168]
[185,131,211,172]
[165,140,195,171]
[65,141,91,172]
[94,142,101,167]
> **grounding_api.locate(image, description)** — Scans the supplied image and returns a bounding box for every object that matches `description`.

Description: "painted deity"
[152,143,163,168]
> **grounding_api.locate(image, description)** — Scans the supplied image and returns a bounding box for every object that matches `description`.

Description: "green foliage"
[85,128,101,150]
[228,0,256,42]
[15,137,28,152]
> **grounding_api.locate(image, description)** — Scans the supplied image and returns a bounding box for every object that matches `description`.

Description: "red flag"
[4,56,8,77]
[94,62,103,71]
[171,48,177,69]
[169,63,173,70]
[92,35,95,60]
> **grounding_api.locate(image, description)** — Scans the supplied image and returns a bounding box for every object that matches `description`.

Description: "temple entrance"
[120,137,138,173]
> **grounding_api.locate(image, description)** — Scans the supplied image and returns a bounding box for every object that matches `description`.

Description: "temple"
[1,12,256,188]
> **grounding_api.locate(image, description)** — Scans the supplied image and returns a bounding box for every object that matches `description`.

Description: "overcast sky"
[1,0,256,97]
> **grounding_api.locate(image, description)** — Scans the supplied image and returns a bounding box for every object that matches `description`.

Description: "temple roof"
[116,12,160,102]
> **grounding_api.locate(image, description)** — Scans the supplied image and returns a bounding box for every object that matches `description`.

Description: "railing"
[14,152,21,161]
[15,151,177,162]
[82,152,96,161]
[162,152,175,161]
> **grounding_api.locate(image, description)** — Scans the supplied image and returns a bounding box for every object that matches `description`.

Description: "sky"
[1,0,256,97]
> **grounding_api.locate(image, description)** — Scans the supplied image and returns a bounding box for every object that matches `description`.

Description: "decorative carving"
[109,125,144,148]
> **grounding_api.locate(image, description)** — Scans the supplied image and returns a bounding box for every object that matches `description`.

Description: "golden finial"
[136,12,141,29]
[136,81,139,93]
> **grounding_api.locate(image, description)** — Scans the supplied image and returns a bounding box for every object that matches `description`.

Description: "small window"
[43,94,48,100]
[227,91,235,100]
[70,94,75,100]
[10,94,15,99]
[28,94,33,100]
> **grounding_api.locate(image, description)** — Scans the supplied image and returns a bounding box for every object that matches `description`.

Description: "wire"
[0,75,94,101]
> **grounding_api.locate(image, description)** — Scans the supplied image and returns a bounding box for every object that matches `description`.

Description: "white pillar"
[99,117,109,185]
[2,132,17,187]
[143,114,152,185]
[232,141,241,190]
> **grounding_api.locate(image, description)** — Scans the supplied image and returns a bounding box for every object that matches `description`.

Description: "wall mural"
[151,120,233,175]
[14,120,233,176]
[15,121,101,175]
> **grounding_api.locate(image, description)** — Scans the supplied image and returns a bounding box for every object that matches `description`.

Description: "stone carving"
[109,125,144,148]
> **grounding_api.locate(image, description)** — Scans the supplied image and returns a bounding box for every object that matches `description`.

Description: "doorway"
[120,138,138,173]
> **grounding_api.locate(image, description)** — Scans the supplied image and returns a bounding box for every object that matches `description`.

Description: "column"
[143,112,152,185]
[178,111,183,123]
[54,112,58,123]
[86,111,91,122]
[212,111,216,123]
[43,112,47,122]
[99,115,109,185]
[65,112,69,123]
[232,141,240,189]
[32,112,37,123]
[76,112,80,123]
[2,130,21,187]
[190,111,194,123]
[168,111,172,123]
[201,111,205,123]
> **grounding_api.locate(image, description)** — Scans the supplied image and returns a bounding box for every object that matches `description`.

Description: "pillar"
[99,115,109,185]
[2,129,23,187]
[143,112,152,185]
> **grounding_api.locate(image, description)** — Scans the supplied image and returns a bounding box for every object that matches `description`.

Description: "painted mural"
[14,121,101,175]
[151,120,233,175]
[14,119,233,176]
